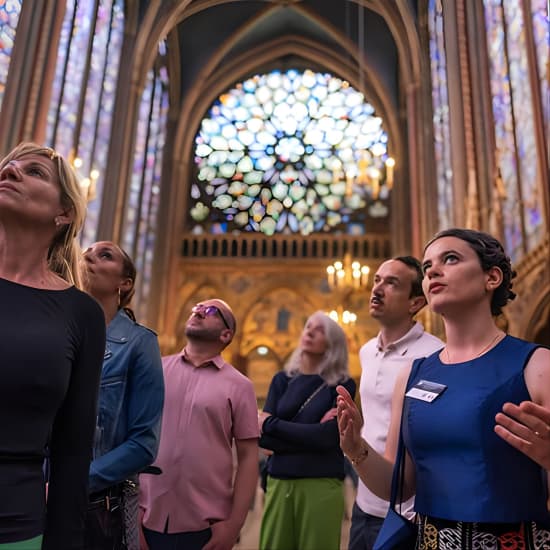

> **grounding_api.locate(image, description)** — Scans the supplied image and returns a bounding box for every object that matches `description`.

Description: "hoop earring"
[117,287,121,308]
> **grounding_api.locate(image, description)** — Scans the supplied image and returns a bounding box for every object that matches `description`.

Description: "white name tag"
[405,379,447,403]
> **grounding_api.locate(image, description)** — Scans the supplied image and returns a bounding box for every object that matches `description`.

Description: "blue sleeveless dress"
[403,335,550,549]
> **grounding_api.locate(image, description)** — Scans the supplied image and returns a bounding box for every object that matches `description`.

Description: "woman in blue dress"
[82,242,164,550]
[337,228,550,549]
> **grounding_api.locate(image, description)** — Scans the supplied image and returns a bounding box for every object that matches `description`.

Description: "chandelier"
[338,153,395,200]
[326,253,370,291]
[325,253,370,327]
[328,307,357,326]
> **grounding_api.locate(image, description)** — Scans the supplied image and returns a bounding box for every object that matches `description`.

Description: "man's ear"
[220,328,233,346]
[409,295,427,316]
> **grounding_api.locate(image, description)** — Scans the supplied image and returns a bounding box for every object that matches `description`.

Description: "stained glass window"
[484,0,544,260]
[124,42,169,319]
[531,0,549,140]
[190,69,393,236]
[428,0,453,230]
[0,0,22,111]
[46,0,124,246]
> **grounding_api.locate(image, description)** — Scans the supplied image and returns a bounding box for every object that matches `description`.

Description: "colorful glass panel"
[502,1,542,251]
[191,69,393,236]
[484,1,523,261]
[428,0,453,230]
[484,0,544,260]
[46,0,124,246]
[0,0,22,110]
[531,0,549,147]
[124,46,169,319]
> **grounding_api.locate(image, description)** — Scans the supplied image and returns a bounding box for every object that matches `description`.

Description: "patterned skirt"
[417,515,550,550]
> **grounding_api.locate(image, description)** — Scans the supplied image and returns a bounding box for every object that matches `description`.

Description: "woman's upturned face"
[421,236,490,315]
[0,153,63,225]
[83,241,127,297]
[300,316,328,356]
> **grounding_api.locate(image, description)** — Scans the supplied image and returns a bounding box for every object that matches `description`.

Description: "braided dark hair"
[425,228,516,316]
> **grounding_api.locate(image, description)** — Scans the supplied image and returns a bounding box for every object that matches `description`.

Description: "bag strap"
[389,358,423,511]
[291,381,327,421]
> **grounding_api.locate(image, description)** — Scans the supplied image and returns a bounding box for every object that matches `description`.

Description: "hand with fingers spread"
[495,401,550,470]
[336,385,365,460]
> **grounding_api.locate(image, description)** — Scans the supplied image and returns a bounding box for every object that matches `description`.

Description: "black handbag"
[373,369,418,550]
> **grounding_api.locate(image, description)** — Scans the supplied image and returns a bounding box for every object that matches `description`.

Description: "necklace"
[444,332,504,363]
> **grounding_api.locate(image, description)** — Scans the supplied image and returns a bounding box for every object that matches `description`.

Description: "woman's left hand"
[320,407,338,423]
[495,401,550,470]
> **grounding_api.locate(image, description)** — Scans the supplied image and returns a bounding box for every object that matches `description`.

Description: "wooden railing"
[181,233,391,260]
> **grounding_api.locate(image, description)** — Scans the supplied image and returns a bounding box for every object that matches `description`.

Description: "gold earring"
[117,287,121,308]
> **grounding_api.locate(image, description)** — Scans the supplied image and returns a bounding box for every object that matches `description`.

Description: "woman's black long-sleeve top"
[0,278,105,548]
[260,371,356,480]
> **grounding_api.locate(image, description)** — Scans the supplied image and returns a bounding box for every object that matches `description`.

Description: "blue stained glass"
[484,0,524,261]
[124,41,169,319]
[531,0,549,155]
[502,1,542,252]
[428,0,453,230]
[0,0,22,110]
[484,0,544,260]
[190,69,393,235]
[46,0,124,247]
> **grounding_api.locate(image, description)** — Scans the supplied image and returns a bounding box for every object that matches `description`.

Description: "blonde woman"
[259,311,356,550]
[0,143,105,549]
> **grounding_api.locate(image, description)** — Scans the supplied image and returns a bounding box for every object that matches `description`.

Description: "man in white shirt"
[348,256,444,550]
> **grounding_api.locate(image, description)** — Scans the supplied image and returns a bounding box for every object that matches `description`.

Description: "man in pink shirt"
[140,299,259,550]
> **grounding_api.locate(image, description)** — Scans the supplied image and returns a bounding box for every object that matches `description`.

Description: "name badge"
[405,379,447,403]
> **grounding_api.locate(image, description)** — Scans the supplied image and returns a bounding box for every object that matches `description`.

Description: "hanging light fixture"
[326,253,370,291]
[336,2,395,202]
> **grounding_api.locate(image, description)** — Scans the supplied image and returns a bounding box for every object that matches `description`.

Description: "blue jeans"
[143,526,211,550]
[348,503,384,550]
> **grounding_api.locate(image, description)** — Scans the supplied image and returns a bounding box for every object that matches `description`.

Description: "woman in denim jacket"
[82,241,165,550]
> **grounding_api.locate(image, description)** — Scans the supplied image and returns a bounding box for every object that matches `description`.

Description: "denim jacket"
[89,309,164,493]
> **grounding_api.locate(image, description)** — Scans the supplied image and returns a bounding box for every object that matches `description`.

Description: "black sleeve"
[263,371,287,415]
[261,415,340,451]
[262,378,356,452]
[42,298,105,550]
[259,432,300,453]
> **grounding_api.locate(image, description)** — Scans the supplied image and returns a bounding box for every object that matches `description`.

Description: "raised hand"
[495,401,550,470]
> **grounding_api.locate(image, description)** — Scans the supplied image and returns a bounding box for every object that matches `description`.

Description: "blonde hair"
[0,142,86,289]
[284,310,350,386]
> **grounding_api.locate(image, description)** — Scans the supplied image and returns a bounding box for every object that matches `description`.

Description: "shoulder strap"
[291,381,327,421]
[389,358,423,510]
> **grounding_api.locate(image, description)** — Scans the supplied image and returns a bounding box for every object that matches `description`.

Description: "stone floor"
[234,478,356,550]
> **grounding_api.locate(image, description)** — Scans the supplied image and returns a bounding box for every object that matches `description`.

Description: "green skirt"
[0,535,42,549]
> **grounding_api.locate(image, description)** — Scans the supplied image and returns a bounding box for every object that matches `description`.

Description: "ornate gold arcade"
[169,233,390,401]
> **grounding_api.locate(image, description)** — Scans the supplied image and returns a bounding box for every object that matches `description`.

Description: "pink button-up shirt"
[140,351,259,533]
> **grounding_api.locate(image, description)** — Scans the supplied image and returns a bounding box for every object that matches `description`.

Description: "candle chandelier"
[326,253,370,326]
[326,253,370,291]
